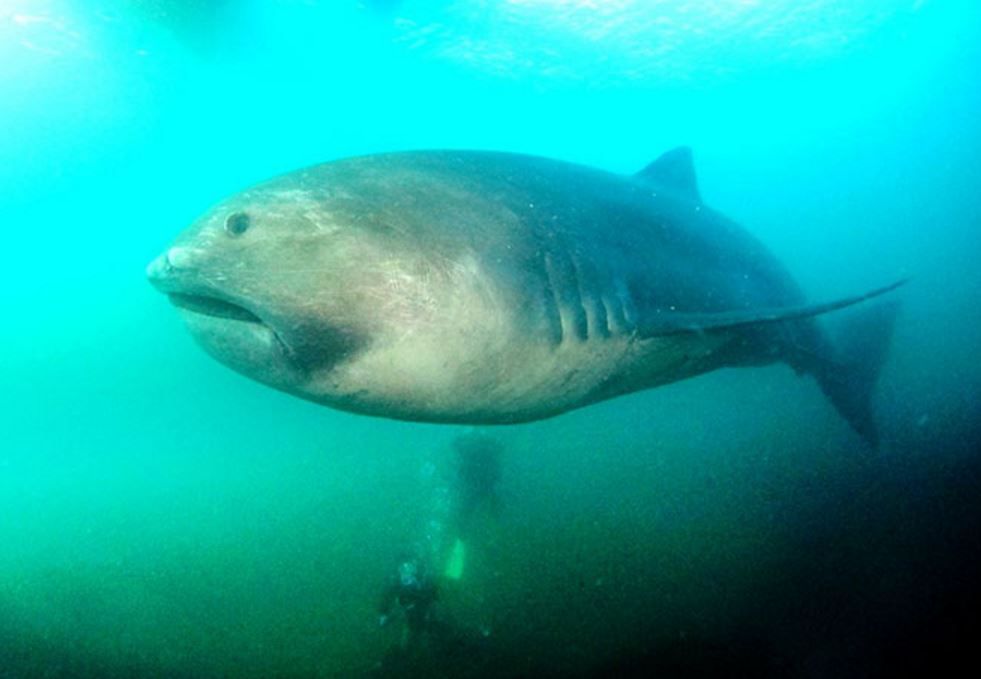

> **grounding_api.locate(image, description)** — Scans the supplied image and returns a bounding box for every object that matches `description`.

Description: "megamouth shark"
[147,148,902,445]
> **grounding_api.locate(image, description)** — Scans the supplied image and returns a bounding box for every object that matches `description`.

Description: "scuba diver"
[377,552,440,650]
[374,550,495,677]
[372,432,505,675]
[374,550,461,676]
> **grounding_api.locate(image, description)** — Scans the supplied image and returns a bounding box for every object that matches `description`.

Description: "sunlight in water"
[0,1,79,58]
[390,0,922,83]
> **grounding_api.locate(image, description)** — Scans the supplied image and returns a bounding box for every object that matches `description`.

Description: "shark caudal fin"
[813,300,901,448]
[632,276,905,445]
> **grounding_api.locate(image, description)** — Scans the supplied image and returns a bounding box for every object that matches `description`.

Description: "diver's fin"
[444,538,466,580]
[813,300,901,448]
[635,146,701,202]
[636,279,907,339]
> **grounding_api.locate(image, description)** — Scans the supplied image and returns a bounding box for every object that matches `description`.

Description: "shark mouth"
[168,293,263,324]
[168,292,300,362]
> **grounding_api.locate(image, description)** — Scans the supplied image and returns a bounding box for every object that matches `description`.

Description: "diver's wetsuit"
[378,560,439,643]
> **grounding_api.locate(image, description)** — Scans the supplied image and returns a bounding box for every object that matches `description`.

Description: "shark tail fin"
[813,300,901,448]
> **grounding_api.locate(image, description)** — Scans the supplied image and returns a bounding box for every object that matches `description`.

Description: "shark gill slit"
[572,255,610,339]
[555,248,589,341]
[615,278,639,332]
[541,252,565,346]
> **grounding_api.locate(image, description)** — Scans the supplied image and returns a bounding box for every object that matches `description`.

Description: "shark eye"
[224,212,251,236]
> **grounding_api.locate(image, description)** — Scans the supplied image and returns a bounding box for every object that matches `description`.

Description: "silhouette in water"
[447,431,503,576]
[453,431,503,534]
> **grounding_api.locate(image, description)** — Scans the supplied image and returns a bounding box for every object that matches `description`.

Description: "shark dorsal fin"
[636,146,701,202]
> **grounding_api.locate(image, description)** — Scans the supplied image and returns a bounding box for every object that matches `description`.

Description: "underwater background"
[2,0,980,676]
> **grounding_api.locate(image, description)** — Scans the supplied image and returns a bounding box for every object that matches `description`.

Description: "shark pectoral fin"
[636,279,908,339]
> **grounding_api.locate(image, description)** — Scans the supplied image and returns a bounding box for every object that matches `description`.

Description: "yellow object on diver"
[444,538,466,580]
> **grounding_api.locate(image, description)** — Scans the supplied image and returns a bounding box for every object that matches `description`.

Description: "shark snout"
[146,246,203,291]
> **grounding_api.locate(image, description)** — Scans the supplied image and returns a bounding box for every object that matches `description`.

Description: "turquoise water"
[2,1,980,676]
